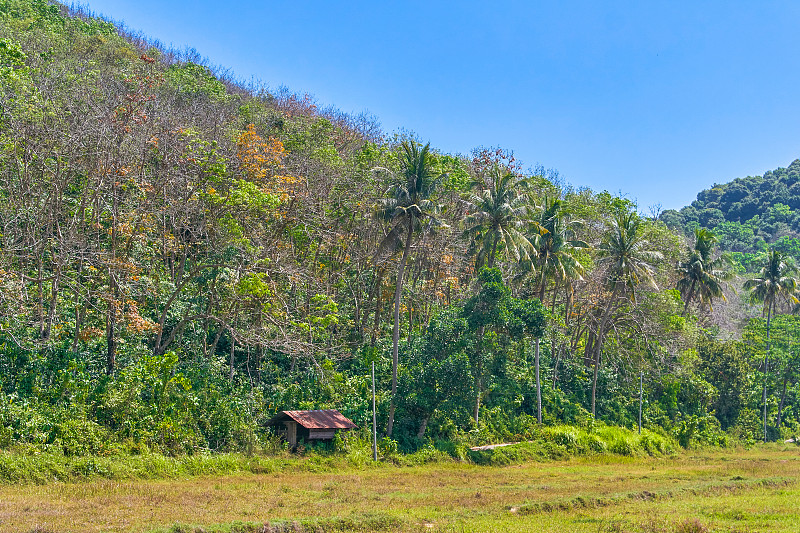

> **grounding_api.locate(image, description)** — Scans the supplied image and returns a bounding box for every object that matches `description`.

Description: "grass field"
[1,445,798,533]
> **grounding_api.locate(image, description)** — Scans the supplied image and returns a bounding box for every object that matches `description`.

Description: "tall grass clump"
[0,450,292,484]
[468,423,676,465]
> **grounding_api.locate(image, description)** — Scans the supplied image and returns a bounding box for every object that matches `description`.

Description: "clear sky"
[79,0,800,211]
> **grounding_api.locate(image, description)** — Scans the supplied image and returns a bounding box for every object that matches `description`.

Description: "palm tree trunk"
[361,267,384,336]
[776,367,789,430]
[387,221,413,438]
[535,338,542,424]
[473,326,485,424]
[763,299,772,443]
[682,278,696,316]
[487,232,499,269]
[591,347,600,418]
[538,251,548,301]
[472,234,498,425]
[229,335,235,383]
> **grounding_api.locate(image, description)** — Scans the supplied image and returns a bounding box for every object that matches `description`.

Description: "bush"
[541,426,579,451]
[674,414,728,448]
[578,433,607,454]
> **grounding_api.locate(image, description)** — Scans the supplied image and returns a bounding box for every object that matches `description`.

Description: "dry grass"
[1,445,798,532]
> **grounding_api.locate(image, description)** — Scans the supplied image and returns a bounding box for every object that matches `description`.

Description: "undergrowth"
[0,423,684,484]
[467,424,677,465]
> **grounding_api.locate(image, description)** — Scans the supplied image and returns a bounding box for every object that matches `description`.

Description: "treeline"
[0,0,796,456]
[661,159,800,267]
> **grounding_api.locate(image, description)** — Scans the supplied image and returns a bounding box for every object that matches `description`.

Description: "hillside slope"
[0,0,794,454]
[661,159,800,255]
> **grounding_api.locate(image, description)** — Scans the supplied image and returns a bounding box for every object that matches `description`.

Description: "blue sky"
[80,0,800,211]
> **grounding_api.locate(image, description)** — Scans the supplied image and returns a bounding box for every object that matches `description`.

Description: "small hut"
[266,409,356,449]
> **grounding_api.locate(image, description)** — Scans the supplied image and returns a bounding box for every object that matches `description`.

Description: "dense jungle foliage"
[661,159,800,269]
[0,0,798,458]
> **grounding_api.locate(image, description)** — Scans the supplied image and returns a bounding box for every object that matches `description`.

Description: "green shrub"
[541,426,579,450]
[578,433,607,454]
[402,443,452,465]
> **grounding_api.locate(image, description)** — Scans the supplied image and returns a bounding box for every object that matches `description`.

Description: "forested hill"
[0,0,796,457]
[660,159,800,255]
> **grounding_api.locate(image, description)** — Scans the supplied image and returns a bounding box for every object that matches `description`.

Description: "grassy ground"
[1,445,797,533]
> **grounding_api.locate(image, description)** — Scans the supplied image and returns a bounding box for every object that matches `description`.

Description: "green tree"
[742,314,800,432]
[463,268,512,423]
[506,297,548,423]
[591,212,662,417]
[374,141,445,437]
[744,249,798,441]
[463,165,535,270]
[463,268,547,424]
[530,197,587,305]
[398,307,473,440]
[676,228,732,316]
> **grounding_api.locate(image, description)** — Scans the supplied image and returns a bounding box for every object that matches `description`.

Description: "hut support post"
[286,421,297,449]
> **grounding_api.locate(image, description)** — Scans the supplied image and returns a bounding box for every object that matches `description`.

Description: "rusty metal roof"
[266,409,357,429]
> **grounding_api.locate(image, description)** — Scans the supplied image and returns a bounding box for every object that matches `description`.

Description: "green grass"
[0,424,677,485]
[467,425,676,465]
[0,451,293,485]
[1,444,798,532]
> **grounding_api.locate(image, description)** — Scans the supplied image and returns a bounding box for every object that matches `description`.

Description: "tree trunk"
[592,283,621,417]
[763,299,772,442]
[474,229,498,424]
[42,261,61,340]
[36,255,44,338]
[72,257,85,352]
[473,327,485,424]
[776,368,789,430]
[417,416,429,439]
[550,277,559,313]
[552,342,563,388]
[538,251,548,301]
[535,338,542,424]
[487,232,499,269]
[591,346,600,418]
[106,287,117,375]
[387,221,413,438]
[107,179,119,375]
[229,334,235,383]
[361,267,384,335]
[682,278,696,316]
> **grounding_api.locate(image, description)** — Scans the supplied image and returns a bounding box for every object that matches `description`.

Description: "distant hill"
[660,159,800,257]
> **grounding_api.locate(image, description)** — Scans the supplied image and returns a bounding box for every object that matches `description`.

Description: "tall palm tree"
[744,249,798,442]
[677,228,732,315]
[590,212,662,417]
[463,165,535,270]
[461,165,533,424]
[521,197,588,419]
[375,141,444,437]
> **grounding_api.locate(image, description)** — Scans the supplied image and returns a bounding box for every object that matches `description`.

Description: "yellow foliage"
[235,125,305,220]
[236,124,286,182]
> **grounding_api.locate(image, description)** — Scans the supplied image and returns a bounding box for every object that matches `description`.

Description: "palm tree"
[461,165,534,424]
[744,249,798,442]
[375,141,444,437]
[462,165,535,270]
[677,228,731,316]
[530,197,588,304]
[521,197,587,417]
[590,212,662,417]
